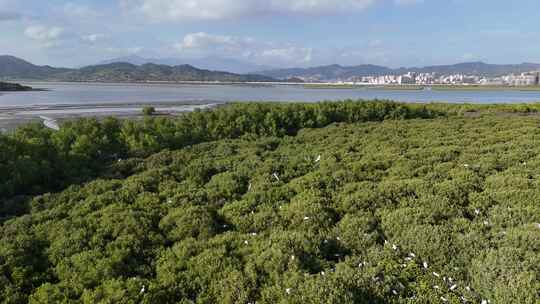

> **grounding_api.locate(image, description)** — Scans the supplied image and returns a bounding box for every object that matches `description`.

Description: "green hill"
[56,62,276,82]
[0,101,538,303]
[0,55,276,82]
[0,55,70,80]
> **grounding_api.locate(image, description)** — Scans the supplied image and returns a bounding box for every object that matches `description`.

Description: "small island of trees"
[0,81,32,91]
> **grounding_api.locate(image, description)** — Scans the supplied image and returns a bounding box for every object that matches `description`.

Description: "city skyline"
[2,1,540,68]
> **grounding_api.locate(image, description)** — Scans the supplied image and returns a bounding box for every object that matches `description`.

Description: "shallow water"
[2,82,540,108]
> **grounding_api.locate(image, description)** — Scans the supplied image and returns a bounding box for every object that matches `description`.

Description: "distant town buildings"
[297,71,540,86]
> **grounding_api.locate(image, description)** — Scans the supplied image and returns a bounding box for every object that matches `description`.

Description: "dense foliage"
[0,101,438,203]
[1,101,539,303]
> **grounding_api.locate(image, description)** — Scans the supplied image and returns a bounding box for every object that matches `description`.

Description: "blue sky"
[1,0,540,68]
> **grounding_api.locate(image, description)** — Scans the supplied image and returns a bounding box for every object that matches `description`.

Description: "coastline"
[0,102,219,133]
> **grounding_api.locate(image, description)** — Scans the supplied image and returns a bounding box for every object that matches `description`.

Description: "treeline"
[0,101,441,204]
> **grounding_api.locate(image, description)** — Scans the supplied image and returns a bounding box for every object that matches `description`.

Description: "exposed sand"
[0,102,218,133]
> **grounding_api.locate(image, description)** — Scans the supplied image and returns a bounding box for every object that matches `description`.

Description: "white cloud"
[24,25,64,47]
[127,47,143,54]
[174,32,312,65]
[175,32,254,52]
[394,0,424,5]
[62,2,100,18]
[82,33,106,43]
[259,47,313,63]
[124,0,376,21]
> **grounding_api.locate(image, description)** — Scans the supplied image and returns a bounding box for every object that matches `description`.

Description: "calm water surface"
[2,82,540,108]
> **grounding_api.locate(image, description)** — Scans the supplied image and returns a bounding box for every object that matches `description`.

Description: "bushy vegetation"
[142,106,156,116]
[1,101,539,303]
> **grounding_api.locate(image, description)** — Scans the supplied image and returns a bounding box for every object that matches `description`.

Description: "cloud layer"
[126,0,376,21]
[175,32,312,65]
[24,25,64,47]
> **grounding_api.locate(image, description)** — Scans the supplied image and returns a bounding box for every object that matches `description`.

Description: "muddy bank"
[0,102,218,132]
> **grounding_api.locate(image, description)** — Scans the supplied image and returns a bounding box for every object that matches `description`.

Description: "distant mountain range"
[258,62,540,81]
[0,56,71,80]
[0,55,276,82]
[3,55,540,83]
[97,55,273,74]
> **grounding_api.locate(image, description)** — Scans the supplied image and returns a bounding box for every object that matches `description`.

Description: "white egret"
[432,272,440,278]
[40,116,60,131]
[423,261,428,269]
[273,173,280,181]
[450,284,457,291]
[285,288,292,295]
[140,285,146,294]
[315,155,321,163]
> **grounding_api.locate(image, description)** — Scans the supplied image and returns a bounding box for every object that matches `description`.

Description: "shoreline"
[0,102,220,133]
